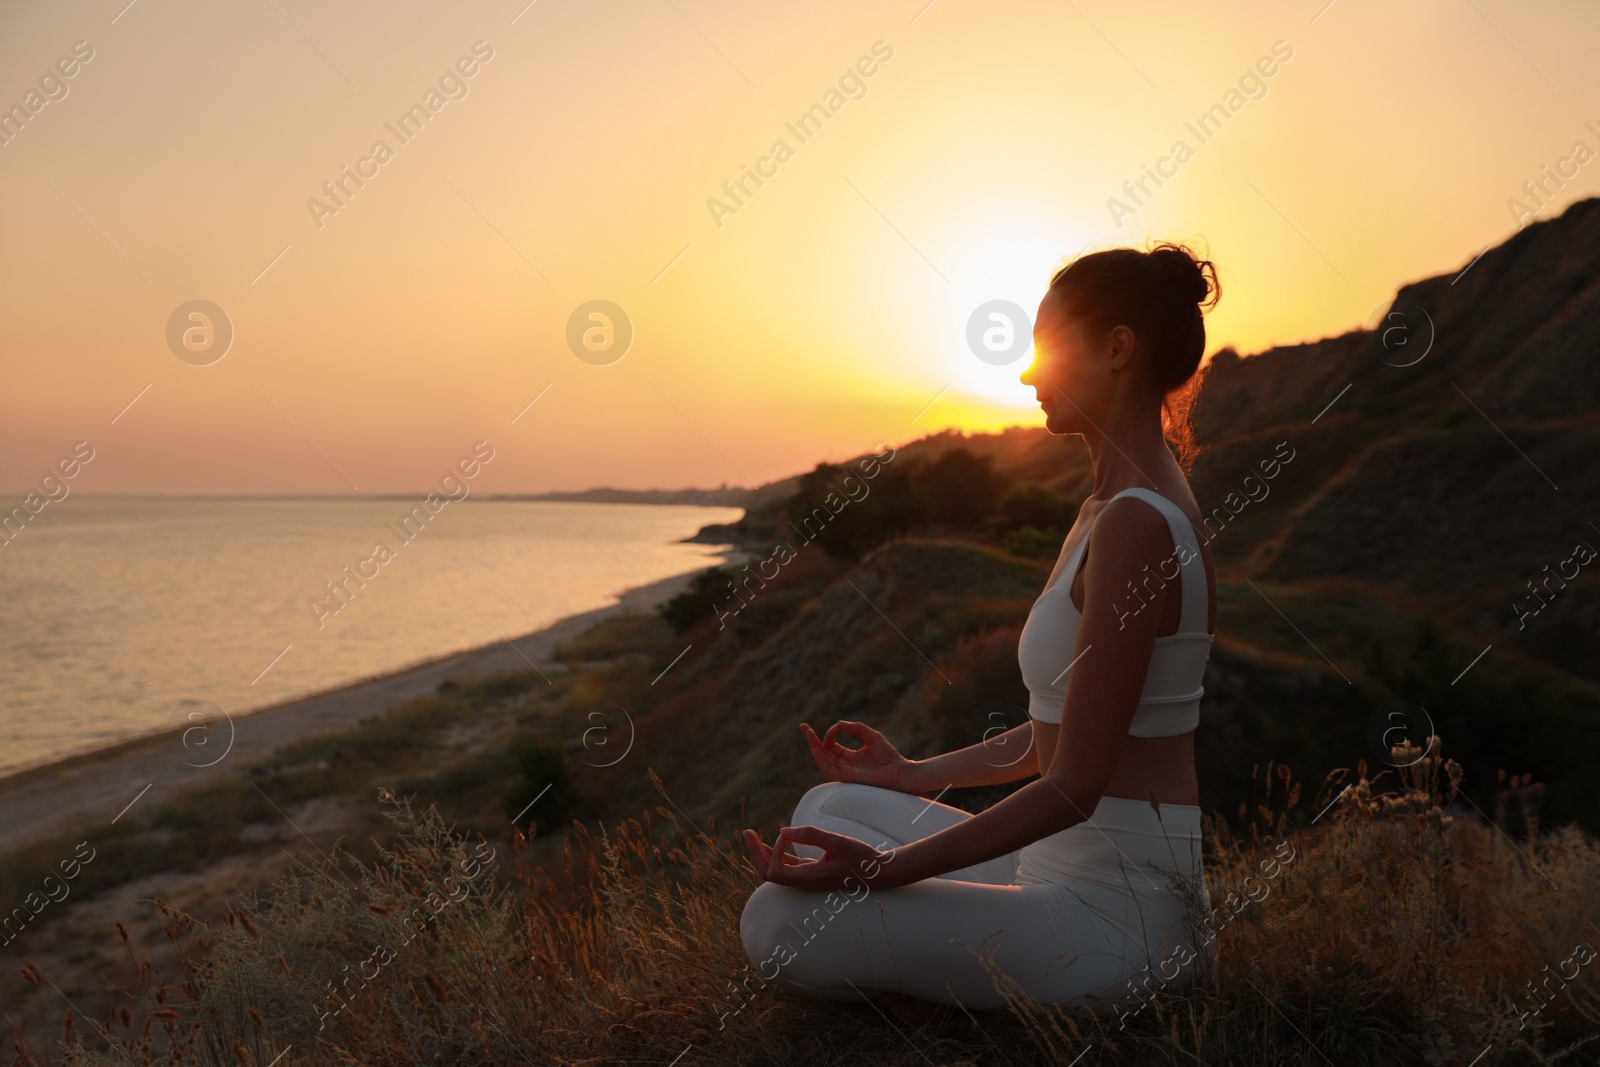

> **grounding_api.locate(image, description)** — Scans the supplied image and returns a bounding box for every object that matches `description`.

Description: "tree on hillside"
[787,461,921,560]
[910,448,1010,531]
[989,482,1078,559]
[659,565,745,634]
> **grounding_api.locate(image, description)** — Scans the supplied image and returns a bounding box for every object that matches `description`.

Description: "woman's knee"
[739,882,788,967]
[790,779,905,824]
[789,780,850,823]
[741,881,877,999]
[739,882,812,985]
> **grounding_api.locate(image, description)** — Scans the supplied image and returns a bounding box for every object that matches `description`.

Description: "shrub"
[1000,525,1065,559]
[658,566,735,634]
[556,613,676,661]
[990,481,1077,539]
[788,461,921,560]
[501,739,579,833]
[911,448,1010,530]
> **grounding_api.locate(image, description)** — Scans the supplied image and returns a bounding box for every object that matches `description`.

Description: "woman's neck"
[1081,398,1172,500]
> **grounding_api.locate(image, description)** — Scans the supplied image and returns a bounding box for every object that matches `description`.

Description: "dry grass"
[23,738,1600,1067]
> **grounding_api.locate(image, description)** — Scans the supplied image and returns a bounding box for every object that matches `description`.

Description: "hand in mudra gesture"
[802,720,911,790]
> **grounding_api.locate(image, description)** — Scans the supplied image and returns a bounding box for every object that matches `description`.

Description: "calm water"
[0,498,741,776]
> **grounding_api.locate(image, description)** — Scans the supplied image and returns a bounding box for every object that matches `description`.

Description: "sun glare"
[941,231,1080,409]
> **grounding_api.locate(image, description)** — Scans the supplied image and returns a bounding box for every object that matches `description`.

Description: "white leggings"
[739,782,1212,1012]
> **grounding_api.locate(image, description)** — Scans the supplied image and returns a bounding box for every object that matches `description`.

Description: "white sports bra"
[1017,487,1213,737]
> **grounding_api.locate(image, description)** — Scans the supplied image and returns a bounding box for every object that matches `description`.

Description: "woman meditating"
[739,241,1222,1012]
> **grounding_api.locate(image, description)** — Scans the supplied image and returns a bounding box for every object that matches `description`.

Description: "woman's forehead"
[1033,289,1079,339]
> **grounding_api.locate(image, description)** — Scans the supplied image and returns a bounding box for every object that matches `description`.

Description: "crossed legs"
[739,782,1132,1010]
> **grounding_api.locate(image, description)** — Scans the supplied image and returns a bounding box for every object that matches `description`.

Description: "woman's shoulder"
[1091,490,1175,535]
[1091,483,1194,523]
[1087,484,1206,554]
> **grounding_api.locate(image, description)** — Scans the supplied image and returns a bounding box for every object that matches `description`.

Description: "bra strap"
[1108,488,1209,635]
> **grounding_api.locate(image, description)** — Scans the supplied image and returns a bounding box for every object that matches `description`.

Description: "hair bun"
[1148,243,1218,309]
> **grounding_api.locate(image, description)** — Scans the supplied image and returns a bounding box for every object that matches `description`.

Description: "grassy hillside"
[39,735,1600,1067]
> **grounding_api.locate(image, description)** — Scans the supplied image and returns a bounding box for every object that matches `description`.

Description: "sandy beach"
[0,548,744,856]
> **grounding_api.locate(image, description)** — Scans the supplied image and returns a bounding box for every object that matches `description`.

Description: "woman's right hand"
[802,721,914,791]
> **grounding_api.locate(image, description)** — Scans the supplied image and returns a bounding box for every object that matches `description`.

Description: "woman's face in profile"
[1022,291,1105,436]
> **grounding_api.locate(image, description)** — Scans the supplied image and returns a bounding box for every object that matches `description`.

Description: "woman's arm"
[802,719,1036,792]
[899,722,1039,793]
[866,497,1175,889]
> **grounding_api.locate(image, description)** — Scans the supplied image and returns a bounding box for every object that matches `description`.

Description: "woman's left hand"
[740,825,897,892]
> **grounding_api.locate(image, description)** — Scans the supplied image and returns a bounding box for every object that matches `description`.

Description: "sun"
[940,230,1085,409]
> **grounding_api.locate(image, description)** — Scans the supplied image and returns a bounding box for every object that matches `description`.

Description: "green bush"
[658,566,735,634]
[557,613,676,662]
[990,481,1077,539]
[785,450,1034,559]
[788,461,921,560]
[911,448,1010,530]
[1000,524,1065,559]
[501,738,580,833]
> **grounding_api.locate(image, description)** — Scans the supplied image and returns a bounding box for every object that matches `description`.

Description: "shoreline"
[0,545,749,855]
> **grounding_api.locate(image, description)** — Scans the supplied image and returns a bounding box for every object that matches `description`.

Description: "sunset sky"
[3,0,1598,495]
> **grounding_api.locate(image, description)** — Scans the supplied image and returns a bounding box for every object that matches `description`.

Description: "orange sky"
[3,0,1597,495]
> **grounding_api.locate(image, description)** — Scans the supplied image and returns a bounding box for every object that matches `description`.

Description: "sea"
[0,498,742,777]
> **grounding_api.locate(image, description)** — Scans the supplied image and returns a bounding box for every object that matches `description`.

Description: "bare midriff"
[1034,722,1200,807]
